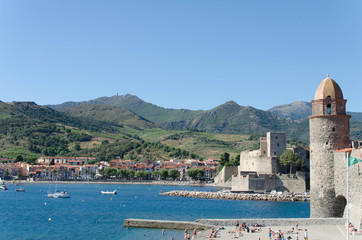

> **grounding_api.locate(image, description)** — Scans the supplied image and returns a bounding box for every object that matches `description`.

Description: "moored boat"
[101,190,117,195]
[15,187,25,192]
[1,185,8,191]
[48,190,70,198]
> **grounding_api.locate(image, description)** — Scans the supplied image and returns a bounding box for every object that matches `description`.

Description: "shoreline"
[3,179,212,187]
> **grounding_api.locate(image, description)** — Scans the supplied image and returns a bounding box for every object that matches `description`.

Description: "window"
[277,143,279,147]
[274,152,276,155]
[327,104,331,115]
[332,127,335,132]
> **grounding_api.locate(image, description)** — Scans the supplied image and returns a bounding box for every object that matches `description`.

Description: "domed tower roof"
[314,74,344,100]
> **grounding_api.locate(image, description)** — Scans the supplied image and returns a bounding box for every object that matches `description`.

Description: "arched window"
[327,104,331,115]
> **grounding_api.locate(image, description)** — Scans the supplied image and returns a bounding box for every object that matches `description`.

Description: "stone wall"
[214,166,238,187]
[277,172,306,193]
[239,151,276,174]
[124,219,213,230]
[160,190,309,202]
[334,150,362,229]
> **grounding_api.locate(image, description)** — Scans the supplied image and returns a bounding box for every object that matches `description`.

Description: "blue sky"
[0,0,361,112]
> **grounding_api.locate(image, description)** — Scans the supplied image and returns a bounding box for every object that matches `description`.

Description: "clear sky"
[0,0,361,112]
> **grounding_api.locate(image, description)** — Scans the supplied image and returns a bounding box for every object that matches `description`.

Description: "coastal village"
[0,156,219,181]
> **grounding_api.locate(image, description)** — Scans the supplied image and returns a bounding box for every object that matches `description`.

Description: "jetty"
[160,190,309,202]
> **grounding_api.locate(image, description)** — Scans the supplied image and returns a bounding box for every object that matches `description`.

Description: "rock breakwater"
[160,190,309,202]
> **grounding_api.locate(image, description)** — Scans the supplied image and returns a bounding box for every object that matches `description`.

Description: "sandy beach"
[194,224,362,240]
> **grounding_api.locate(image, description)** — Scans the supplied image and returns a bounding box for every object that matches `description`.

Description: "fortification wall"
[239,151,275,174]
[214,166,238,187]
[231,174,249,192]
[276,172,306,193]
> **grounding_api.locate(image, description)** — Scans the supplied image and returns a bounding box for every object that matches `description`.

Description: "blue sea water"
[0,183,309,240]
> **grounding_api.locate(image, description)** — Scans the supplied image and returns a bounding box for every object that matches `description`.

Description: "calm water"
[0,183,309,240]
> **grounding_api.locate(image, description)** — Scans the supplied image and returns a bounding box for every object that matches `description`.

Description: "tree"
[104,167,117,178]
[153,171,160,180]
[160,169,169,180]
[15,155,23,162]
[127,170,135,179]
[85,169,89,179]
[74,143,81,151]
[230,154,240,166]
[118,169,127,179]
[5,169,10,178]
[219,152,230,166]
[279,149,301,174]
[135,171,145,179]
[168,169,180,180]
[187,168,205,180]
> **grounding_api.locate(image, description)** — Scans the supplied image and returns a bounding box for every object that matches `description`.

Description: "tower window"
[327,104,331,115]
[277,143,279,147]
[326,142,329,145]
[332,127,335,132]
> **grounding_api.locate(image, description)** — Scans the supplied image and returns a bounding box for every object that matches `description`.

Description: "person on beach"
[304,229,308,240]
[268,228,272,240]
[162,229,165,235]
[295,220,299,230]
[193,228,197,236]
[236,220,239,227]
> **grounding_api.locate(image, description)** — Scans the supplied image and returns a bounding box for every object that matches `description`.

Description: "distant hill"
[267,101,312,121]
[268,101,362,122]
[48,95,362,144]
[161,101,288,134]
[47,94,203,124]
[63,105,156,129]
[0,101,202,162]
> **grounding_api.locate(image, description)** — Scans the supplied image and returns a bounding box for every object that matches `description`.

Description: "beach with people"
[194,223,362,240]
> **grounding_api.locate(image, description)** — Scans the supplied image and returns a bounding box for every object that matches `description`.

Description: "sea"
[0,183,309,240]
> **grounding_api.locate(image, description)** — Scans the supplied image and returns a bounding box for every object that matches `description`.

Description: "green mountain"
[47,94,203,124]
[161,101,287,134]
[0,101,203,162]
[47,96,362,145]
[63,105,156,129]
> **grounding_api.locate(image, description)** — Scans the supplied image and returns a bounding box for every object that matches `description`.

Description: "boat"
[48,190,70,198]
[48,170,70,198]
[101,190,117,195]
[1,185,8,191]
[15,187,25,192]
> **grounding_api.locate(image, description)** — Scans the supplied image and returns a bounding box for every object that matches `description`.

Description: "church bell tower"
[309,75,350,218]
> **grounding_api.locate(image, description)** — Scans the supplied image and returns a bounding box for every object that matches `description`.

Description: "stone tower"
[309,75,351,218]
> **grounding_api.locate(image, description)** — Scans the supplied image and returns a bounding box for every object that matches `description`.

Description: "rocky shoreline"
[160,190,310,202]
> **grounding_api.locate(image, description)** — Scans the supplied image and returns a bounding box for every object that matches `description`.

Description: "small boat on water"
[16,187,25,192]
[48,190,70,198]
[1,185,8,191]
[101,190,117,195]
